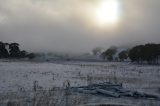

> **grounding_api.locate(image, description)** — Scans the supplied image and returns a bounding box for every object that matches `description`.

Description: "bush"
[28,53,36,59]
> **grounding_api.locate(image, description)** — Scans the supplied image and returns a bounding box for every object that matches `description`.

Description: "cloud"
[0,0,160,53]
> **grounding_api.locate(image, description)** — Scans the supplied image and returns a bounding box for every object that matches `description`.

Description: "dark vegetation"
[101,43,160,64]
[118,50,128,62]
[0,41,35,59]
[129,43,160,64]
[0,41,159,64]
[101,46,118,61]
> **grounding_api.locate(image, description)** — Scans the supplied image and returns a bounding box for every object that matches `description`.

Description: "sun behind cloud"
[94,0,121,27]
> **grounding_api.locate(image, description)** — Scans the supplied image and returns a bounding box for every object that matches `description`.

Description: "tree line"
[129,43,160,64]
[100,46,128,62]
[100,43,160,64]
[0,41,35,59]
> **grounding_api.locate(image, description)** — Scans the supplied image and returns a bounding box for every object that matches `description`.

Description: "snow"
[0,60,160,105]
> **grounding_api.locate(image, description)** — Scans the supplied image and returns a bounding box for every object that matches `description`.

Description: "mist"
[0,0,160,53]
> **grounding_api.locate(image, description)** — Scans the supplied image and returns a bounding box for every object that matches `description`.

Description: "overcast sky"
[0,0,160,53]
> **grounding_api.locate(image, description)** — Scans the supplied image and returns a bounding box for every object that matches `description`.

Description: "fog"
[0,0,160,53]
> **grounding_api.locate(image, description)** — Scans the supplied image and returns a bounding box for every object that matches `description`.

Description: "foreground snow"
[0,60,160,105]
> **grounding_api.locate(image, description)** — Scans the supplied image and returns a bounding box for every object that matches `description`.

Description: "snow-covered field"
[0,60,160,106]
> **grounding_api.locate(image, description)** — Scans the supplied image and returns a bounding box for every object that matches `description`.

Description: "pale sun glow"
[95,0,121,26]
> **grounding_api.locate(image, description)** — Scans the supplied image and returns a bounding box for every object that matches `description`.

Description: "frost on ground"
[0,60,160,106]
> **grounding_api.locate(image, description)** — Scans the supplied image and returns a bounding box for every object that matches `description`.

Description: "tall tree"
[118,50,128,61]
[0,42,9,58]
[9,43,21,58]
[129,45,144,63]
[102,47,117,61]
[129,43,160,64]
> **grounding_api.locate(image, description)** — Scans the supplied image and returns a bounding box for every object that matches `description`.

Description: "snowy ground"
[0,60,160,106]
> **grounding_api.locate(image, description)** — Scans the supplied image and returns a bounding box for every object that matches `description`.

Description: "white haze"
[0,0,160,53]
